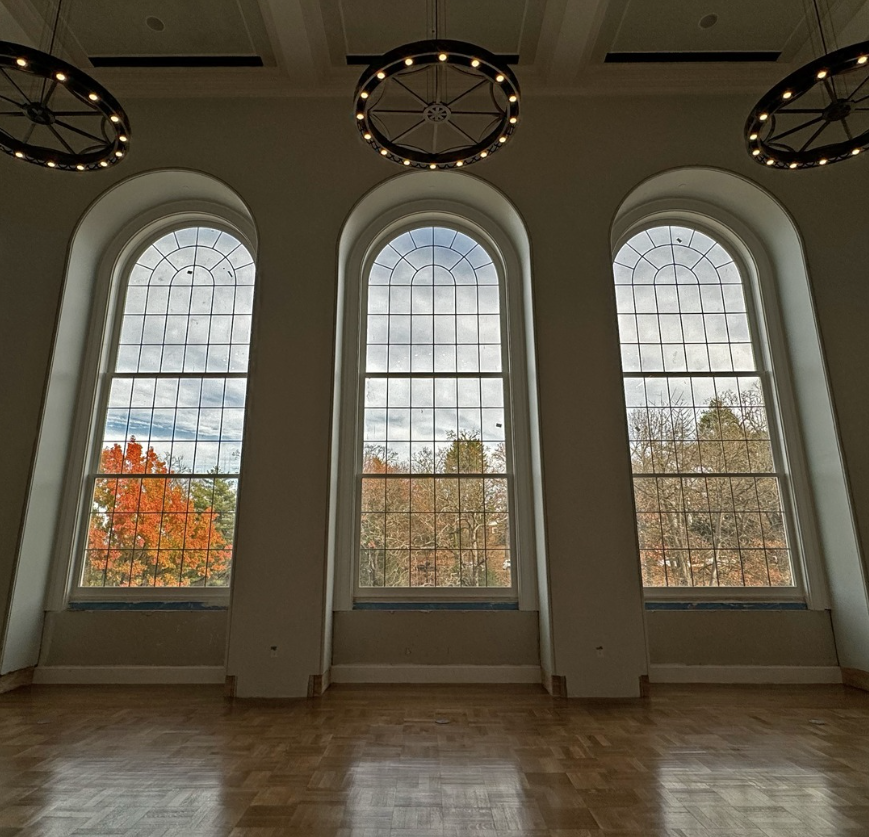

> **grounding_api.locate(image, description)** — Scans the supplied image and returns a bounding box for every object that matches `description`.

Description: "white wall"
[2,89,863,694]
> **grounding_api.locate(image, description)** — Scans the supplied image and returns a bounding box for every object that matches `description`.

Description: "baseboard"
[842,667,869,692]
[32,666,225,685]
[0,666,34,694]
[330,664,542,684]
[649,664,843,684]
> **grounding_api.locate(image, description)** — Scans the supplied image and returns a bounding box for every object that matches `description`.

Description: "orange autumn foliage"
[84,437,230,587]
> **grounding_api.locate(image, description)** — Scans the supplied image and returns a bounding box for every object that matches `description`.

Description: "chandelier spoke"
[798,120,830,152]
[51,110,104,117]
[54,119,104,143]
[845,77,869,103]
[391,119,427,143]
[41,79,57,107]
[369,109,427,115]
[444,118,478,145]
[0,110,25,116]
[392,76,429,107]
[841,118,854,141]
[445,78,486,107]
[0,68,29,101]
[768,116,825,143]
[47,123,76,154]
[450,110,502,117]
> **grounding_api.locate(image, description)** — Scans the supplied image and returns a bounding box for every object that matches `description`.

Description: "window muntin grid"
[359,226,513,590]
[614,225,795,588]
[80,227,255,588]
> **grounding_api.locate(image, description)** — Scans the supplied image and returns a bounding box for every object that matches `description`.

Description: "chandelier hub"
[24,103,56,125]
[822,99,852,122]
[423,102,452,123]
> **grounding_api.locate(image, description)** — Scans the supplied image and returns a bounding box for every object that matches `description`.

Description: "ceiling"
[2,0,868,96]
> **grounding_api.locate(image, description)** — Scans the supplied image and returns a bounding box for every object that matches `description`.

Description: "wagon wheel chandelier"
[0,0,130,172]
[353,1,520,169]
[745,0,868,169]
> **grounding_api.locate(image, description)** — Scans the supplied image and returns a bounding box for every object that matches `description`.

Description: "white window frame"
[332,203,539,609]
[49,206,258,606]
[612,206,828,605]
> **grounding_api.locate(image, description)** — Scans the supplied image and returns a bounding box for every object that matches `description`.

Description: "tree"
[630,385,791,588]
[359,433,510,589]
[84,437,232,587]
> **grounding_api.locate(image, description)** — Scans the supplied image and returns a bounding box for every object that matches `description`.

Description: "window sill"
[353,600,519,611]
[68,600,228,611]
[644,601,808,611]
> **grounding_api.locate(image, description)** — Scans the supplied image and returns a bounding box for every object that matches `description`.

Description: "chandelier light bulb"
[404,57,414,66]
[380,148,388,155]
[363,132,372,140]
[14,151,24,158]
[76,164,84,170]
[471,59,480,67]
[509,117,517,123]
[100,160,108,167]
[119,134,128,142]
[16,57,27,67]
[376,71,386,79]
[499,136,507,143]
[360,91,369,99]
[819,158,828,164]
[356,113,364,120]
[456,160,463,166]
[509,95,517,103]
[495,74,504,82]
[110,115,120,123]
[480,150,488,157]
[752,149,761,156]
[759,112,769,121]
[766,159,775,166]
[859,55,868,64]
[817,69,827,79]
[789,162,798,168]
[88,93,99,101]
[55,72,66,81]
[782,90,793,99]
[438,53,447,61]
[749,132,758,140]
[852,148,861,155]
[46,160,56,167]
[403,159,410,165]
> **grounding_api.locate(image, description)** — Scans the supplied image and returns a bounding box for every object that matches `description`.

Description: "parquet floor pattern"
[1,683,868,836]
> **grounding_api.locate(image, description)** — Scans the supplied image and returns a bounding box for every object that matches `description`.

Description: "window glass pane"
[614,226,794,589]
[360,227,512,589]
[82,228,255,589]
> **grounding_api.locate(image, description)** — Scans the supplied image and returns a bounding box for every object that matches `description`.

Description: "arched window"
[613,223,796,589]
[77,226,256,589]
[358,225,513,593]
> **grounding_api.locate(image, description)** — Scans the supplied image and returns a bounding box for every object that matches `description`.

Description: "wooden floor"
[1,683,868,836]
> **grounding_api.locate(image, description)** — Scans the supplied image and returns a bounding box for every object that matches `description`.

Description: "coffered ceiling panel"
[608,0,806,54]
[334,0,539,59]
[30,0,274,62]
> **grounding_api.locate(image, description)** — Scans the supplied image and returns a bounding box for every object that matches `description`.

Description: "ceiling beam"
[537,0,610,85]
[257,0,332,86]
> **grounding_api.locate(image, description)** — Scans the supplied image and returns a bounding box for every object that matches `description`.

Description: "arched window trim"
[333,199,540,611]
[48,204,258,608]
[612,199,829,607]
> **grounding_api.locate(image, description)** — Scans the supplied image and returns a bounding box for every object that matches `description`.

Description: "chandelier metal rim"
[744,39,869,170]
[354,39,520,169]
[0,39,130,172]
